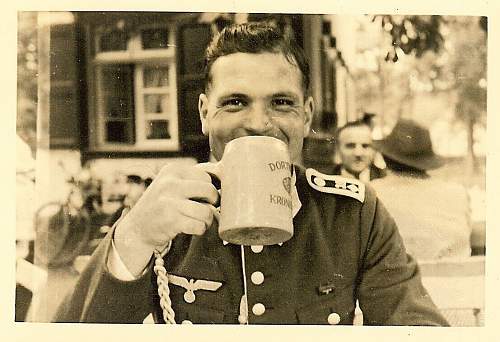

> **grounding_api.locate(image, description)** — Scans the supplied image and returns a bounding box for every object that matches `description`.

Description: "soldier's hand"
[113,163,219,276]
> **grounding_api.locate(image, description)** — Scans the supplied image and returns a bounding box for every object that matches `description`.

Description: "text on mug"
[268,161,291,172]
[269,194,292,210]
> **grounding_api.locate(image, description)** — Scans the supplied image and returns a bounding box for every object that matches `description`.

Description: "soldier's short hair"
[204,22,310,95]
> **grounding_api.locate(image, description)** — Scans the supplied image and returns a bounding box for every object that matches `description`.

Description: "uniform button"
[327,312,341,325]
[251,245,264,253]
[181,320,193,324]
[252,303,266,316]
[251,271,264,285]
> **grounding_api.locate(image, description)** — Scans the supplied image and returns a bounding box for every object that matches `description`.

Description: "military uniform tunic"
[54,167,448,325]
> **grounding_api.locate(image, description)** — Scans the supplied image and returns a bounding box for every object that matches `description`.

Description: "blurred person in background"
[123,175,153,208]
[106,174,153,228]
[371,119,471,261]
[330,120,385,182]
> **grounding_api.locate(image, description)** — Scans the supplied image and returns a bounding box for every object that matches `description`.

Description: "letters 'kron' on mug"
[198,136,294,246]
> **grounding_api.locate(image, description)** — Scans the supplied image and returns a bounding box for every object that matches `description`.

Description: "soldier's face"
[337,125,374,176]
[198,52,314,163]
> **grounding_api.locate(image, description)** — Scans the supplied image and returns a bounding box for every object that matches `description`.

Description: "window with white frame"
[92,23,179,151]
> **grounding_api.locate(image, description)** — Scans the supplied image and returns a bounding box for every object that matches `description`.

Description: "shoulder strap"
[305,168,365,203]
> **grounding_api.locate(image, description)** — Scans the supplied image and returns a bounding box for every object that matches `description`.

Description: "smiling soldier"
[55,22,448,326]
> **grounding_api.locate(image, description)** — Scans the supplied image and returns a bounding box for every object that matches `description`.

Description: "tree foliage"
[375,15,445,62]
[378,15,487,166]
[379,15,487,121]
[355,14,486,166]
[447,17,487,126]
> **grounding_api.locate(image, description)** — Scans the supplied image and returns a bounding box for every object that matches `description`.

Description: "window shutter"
[49,23,80,148]
[177,23,212,161]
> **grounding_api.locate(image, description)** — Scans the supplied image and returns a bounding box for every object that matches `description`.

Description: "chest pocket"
[296,288,356,325]
[167,256,228,323]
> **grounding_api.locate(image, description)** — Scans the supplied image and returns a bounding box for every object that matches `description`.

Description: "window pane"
[141,28,169,49]
[106,121,134,143]
[99,64,135,144]
[144,94,169,114]
[146,120,170,139]
[143,66,169,87]
[101,65,134,118]
[99,30,128,52]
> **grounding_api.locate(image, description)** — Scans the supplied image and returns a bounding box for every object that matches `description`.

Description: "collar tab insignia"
[305,168,365,203]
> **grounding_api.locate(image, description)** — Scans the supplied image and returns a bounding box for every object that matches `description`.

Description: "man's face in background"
[123,182,147,208]
[198,52,314,163]
[337,124,375,177]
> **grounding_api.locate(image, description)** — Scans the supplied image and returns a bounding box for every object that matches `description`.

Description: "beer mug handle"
[196,162,222,223]
[196,162,223,182]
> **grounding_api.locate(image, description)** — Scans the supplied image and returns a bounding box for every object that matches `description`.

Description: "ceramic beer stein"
[198,136,294,245]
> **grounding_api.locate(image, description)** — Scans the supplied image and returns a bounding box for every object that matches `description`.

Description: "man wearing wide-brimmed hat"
[372,119,471,261]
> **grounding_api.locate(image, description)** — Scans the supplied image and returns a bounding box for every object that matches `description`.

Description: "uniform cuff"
[108,236,145,281]
[106,208,171,280]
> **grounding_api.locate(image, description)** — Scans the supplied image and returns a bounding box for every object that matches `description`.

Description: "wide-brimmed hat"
[373,119,445,171]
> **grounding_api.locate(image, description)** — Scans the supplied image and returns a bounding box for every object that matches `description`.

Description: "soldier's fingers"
[178,200,215,228]
[177,216,208,236]
[157,164,212,183]
[180,180,220,205]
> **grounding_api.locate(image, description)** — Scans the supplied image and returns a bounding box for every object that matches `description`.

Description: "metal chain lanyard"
[152,242,250,325]
[153,242,176,324]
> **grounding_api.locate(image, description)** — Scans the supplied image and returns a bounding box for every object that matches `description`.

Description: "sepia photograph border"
[3,0,500,341]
